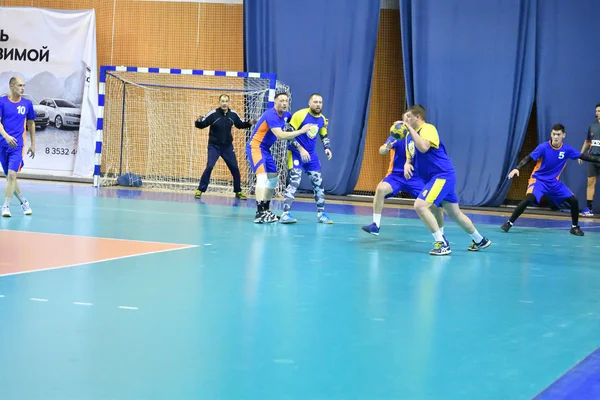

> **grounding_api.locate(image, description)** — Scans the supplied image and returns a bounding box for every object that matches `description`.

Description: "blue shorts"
[527,178,573,203]
[382,173,424,199]
[287,150,321,172]
[246,143,276,174]
[0,145,24,175]
[418,176,458,206]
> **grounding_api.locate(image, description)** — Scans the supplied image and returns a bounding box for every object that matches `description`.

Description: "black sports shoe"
[254,211,266,224]
[570,226,584,236]
[501,221,512,232]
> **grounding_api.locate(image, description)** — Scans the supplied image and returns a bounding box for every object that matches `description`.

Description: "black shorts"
[587,161,600,177]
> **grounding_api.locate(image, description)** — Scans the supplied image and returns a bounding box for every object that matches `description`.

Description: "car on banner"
[0,93,50,130]
[38,98,81,130]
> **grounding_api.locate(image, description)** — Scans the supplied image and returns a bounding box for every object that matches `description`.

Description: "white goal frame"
[93,65,290,196]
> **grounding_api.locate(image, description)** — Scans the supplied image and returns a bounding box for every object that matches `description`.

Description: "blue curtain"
[400,0,537,206]
[536,0,600,209]
[244,0,380,195]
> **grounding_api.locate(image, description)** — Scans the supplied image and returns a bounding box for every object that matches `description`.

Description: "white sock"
[470,230,484,243]
[14,192,24,204]
[3,197,10,207]
[432,230,444,243]
[439,226,444,235]
[373,214,381,227]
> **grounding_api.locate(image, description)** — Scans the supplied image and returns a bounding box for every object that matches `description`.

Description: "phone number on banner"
[45,147,77,156]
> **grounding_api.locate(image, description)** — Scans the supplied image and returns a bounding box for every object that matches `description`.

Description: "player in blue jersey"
[501,123,600,235]
[400,104,491,255]
[0,77,36,217]
[280,93,334,224]
[361,132,445,235]
[246,92,316,223]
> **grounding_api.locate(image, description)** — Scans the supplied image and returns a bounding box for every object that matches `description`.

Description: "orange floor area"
[0,230,192,276]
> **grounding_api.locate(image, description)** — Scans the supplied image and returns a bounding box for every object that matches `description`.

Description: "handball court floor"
[1,180,600,400]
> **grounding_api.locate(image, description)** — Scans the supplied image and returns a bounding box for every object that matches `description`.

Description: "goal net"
[95,67,292,197]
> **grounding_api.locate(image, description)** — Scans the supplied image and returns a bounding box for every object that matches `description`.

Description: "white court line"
[0,245,198,278]
[0,294,4,298]
[17,201,422,226]
[73,302,93,306]
[118,306,138,310]
[0,228,196,247]
[30,298,48,302]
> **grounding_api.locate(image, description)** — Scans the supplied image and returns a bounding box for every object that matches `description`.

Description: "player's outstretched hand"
[250,118,258,125]
[404,162,414,179]
[508,168,519,179]
[27,147,35,159]
[300,124,316,133]
[325,149,332,160]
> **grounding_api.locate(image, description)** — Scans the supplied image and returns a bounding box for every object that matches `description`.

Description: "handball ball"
[307,125,319,139]
[390,123,408,140]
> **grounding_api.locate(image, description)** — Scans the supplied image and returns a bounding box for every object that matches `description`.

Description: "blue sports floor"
[1,181,600,400]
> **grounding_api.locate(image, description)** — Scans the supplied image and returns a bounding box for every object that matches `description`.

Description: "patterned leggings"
[283,168,325,212]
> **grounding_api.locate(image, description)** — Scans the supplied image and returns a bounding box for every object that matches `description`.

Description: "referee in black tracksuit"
[194,94,256,199]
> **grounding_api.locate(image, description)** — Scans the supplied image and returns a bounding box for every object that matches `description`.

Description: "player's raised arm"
[230,111,254,129]
[194,110,215,129]
[379,138,396,155]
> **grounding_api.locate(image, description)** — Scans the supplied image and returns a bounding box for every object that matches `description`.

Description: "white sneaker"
[2,205,11,217]
[21,200,32,215]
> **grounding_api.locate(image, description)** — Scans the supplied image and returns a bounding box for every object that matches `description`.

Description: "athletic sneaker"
[1,205,11,218]
[580,207,593,217]
[570,226,584,236]
[21,200,32,215]
[468,237,492,251]
[254,211,266,223]
[501,221,512,232]
[235,192,247,200]
[361,222,380,236]
[194,190,202,199]
[430,241,451,256]
[317,212,333,224]
[280,211,297,224]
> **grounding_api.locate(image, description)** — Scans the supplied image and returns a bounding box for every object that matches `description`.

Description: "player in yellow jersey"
[280,93,333,224]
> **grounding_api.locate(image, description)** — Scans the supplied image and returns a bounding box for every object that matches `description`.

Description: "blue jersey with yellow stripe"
[248,108,291,150]
[410,123,455,181]
[287,108,328,153]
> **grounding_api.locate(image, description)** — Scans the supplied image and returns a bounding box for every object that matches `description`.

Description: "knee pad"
[256,173,268,189]
[266,175,278,189]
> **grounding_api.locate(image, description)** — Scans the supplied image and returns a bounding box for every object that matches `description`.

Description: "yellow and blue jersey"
[287,108,329,153]
[386,136,415,175]
[248,108,291,150]
[0,95,35,148]
[529,141,581,182]
[410,123,455,181]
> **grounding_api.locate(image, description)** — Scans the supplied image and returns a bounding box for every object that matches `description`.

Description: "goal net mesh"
[98,70,291,197]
